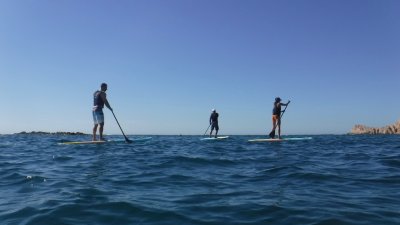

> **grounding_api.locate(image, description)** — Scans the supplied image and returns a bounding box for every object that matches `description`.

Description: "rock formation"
[350,120,400,134]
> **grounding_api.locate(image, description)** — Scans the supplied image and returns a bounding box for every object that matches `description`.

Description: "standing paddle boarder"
[269,97,290,139]
[92,83,113,141]
[209,109,219,138]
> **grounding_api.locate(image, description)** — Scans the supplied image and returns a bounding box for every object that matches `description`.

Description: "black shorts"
[211,122,219,131]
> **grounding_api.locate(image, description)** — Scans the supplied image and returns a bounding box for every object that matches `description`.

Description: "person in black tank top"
[209,109,219,138]
[270,97,290,139]
[92,83,113,141]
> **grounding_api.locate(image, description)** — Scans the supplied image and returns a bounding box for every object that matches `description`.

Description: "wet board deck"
[200,136,229,141]
[248,137,312,142]
[60,137,152,145]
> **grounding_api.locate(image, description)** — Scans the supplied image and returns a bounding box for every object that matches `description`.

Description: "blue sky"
[0,0,399,135]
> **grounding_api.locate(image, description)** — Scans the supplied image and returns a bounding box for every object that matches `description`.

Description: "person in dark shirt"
[209,109,219,138]
[270,97,290,139]
[92,83,113,141]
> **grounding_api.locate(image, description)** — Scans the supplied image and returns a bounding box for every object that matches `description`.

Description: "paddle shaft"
[203,123,212,136]
[279,101,290,120]
[111,110,132,143]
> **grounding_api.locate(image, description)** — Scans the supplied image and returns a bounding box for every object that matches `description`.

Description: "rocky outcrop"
[350,120,400,134]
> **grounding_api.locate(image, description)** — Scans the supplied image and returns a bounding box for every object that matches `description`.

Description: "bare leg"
[215,129,218,138]
[271,117,275,132]
[270,116,278,138]
[210,128,213,138]
[93,124,98,141]
[277,119,281,139]
[99,123,104,140]
[272,123,277,132]
[271,116,278,132]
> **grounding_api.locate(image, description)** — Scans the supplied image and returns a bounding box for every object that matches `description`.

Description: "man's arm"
[100,92,113,111]
[280,101,290,106]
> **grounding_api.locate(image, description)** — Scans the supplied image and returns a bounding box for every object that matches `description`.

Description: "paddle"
[111,110,132,143]
[203,123,212,136]
[269,100,290,138]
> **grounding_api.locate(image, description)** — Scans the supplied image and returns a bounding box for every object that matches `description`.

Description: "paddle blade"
[125,137,133,143]
[269,130,275,138]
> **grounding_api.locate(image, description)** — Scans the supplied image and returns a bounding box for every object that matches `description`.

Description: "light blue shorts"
[93,110,104,125]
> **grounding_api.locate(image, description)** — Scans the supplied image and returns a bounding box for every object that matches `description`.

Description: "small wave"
[1,173,47,186]
[52,155,74,162]
[10,202,199,225]
[379,158,400,168]
[169,155,237,167]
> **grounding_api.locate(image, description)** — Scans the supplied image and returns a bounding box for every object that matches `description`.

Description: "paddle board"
[60,137,152,145]
[248,137,312,142]
[200,136,229,141]
[61,140,108,145]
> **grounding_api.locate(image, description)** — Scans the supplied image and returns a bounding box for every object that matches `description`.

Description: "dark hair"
[101,83,107,87]
[275,97,281,102]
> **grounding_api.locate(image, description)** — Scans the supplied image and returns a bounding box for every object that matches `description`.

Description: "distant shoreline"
[14,131,88,135]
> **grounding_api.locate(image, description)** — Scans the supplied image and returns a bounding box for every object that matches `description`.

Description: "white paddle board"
[60,137,152,145]
[60,140,108,145]
[248,137,312,142]
[200,136,229,141]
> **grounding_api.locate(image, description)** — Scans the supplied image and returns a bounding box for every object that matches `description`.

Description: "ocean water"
[0,134,399,225]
